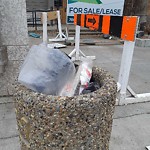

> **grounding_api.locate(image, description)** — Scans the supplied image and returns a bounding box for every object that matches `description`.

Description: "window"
[54,0,62,8]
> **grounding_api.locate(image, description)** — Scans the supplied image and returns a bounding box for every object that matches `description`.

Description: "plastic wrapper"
[60,58,94,96]
[60,64,82,97]
[79,58,93,94]
[80,59,93,87]
[18,44,76,95]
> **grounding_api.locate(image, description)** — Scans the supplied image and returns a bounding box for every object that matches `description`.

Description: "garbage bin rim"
[15,67,117,103]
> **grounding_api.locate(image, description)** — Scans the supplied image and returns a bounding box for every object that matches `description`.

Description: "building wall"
[147,1,150,16]
[60,0,67,24]
[0,0,28,46]
[123,0,150,32]
[0,0,28,96]
[123,0,148,16]
[26,0,54,10]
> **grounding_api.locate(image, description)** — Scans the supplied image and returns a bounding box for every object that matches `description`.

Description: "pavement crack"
[0,95,13,98]
[113,112,150,119]
[0,134,19,140]
[0,102,14,105]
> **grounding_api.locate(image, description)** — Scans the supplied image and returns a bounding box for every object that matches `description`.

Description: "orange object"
[102,16,110,34]
[74,14,138,41]
[86,14,93,28]
[74,14,77,25]
[121,16,138,41]
[81,14,85,27]
[86,14,99,30]
[92,15,99,30]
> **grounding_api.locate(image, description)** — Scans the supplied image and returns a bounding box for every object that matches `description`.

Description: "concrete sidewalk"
[0,37,150,149]
[0,97,150,150]
[110,102,150,150]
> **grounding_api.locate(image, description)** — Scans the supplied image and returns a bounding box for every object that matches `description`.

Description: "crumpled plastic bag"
[79,58,93,94]
[80,58,93,87]
[18,44,76,95]
[60,58,94,96]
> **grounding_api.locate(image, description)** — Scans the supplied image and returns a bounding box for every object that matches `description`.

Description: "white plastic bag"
[80,59,93,87]
[79,58,93,94]
[18,44,76,95]
[60,58,93,96]
[60,64,82,97]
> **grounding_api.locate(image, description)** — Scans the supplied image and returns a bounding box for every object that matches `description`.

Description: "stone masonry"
[0,0,28,96]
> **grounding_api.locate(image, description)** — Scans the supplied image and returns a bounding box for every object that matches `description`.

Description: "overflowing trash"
[79,58,93,94]
[18,43,76,95]
[56,58,96,96]
[59,64,81,96]
[18,44,100,96]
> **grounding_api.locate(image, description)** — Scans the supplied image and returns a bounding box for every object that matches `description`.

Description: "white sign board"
[67,0,125,24]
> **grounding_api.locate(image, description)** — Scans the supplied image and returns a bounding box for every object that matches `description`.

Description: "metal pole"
[75,25,80,60]
[42,12,47,46]
[118,41,136,103]
[57,11,62,39]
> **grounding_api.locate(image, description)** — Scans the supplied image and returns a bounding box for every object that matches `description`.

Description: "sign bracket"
[69,25,96,61]
[49,11,74,42]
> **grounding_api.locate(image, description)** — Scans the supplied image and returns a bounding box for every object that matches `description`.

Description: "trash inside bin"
[81,82,100,94]
[60,58,93,97]
[18,44,76,95]
[15,67,117,150]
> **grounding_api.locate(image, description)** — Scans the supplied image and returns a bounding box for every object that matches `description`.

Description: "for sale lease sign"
[67,0,125,24]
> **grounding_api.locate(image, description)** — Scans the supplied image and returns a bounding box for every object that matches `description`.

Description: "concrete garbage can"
[14,67,117,150]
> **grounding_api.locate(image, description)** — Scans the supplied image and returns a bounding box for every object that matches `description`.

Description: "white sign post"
[67,0,125,24]
[69,25,95,61]
[116,18,150,105]
[117,39,150,105]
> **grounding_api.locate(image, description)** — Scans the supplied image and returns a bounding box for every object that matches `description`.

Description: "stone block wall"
[0,0,28,96]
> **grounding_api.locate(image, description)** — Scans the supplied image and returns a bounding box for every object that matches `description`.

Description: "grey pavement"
[0,35,150,149]
[110,102,150,150]
[0,97,150,150]
[0,97,20,150]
